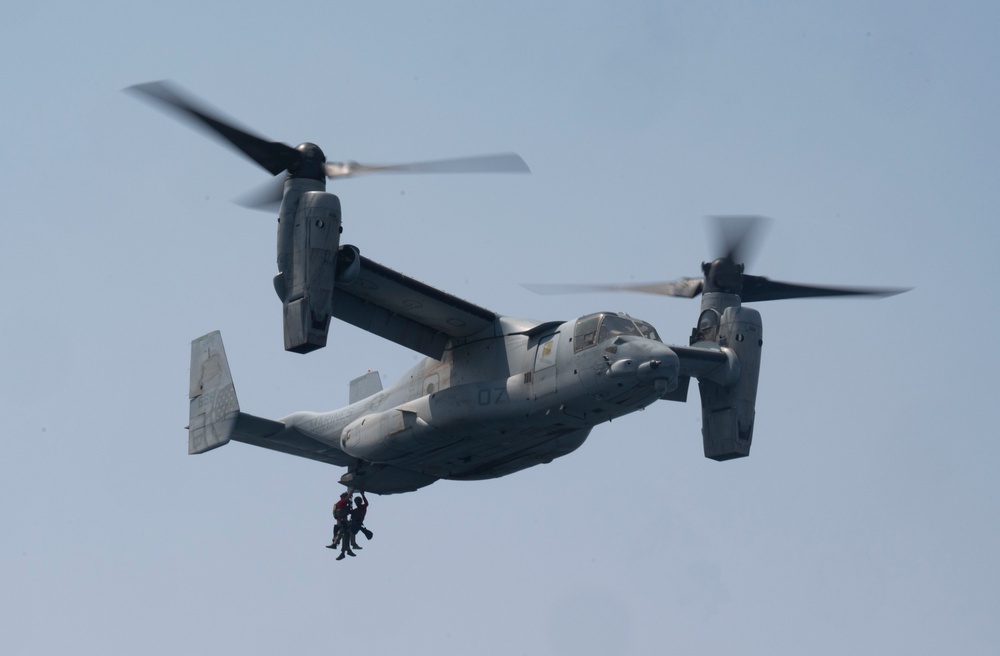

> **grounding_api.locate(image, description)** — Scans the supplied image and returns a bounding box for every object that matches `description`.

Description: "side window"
[634,320,661,342]
[573,314,601,352]
[535,334,558,370]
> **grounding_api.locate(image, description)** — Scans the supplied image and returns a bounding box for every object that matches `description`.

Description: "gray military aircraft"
[131,82,906,494]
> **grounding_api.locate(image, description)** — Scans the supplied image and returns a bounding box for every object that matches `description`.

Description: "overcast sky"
[2,2,998,655]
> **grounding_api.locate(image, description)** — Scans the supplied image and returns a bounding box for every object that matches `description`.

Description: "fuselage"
[280,312,680,492]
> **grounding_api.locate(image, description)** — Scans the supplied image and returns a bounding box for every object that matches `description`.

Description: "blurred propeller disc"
[126,81,302,176]
[325,153,529,179]
[711,215,768,266]
[234,177,285,212]
[127,80,530,211]
[522,278,704,299]
[524,215,909,303]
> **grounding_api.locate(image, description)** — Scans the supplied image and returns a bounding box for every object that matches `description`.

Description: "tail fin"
[349,370,383,404]
[188,331,240,454]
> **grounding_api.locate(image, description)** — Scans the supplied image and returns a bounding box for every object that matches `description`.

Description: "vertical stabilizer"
[349,371,383,404]
[189,331,240,454]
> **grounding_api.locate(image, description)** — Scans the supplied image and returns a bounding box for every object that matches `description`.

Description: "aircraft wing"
[332,254,498,359]
[653,343,737,403]
[671,344,734,381]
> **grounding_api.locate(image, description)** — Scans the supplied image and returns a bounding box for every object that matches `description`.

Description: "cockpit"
[572,312,661,353]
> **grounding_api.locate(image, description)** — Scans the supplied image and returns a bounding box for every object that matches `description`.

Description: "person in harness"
[348,492,372,550]
[327,492,355,559]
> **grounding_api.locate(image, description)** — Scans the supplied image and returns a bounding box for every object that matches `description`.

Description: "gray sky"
[2,2,998,654]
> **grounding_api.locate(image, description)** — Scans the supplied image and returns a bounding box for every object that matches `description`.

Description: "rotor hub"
[703,258,745,295]
[288,142,327,182]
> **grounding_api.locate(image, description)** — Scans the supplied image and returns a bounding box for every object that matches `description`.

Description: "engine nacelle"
[277,191,343,354]
[698,306,763,461]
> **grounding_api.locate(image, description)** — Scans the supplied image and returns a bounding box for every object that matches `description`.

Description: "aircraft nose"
[604,339,680,385]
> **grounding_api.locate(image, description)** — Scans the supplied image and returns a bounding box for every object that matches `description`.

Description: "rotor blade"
[710,215,768,265]
[325,153,530,179]
[741,275,910,302]
[523,278,704,299]
[126,80,301,176]
[233,176,285,212]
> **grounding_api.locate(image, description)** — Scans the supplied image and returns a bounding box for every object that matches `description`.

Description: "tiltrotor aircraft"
[130,82,906,495]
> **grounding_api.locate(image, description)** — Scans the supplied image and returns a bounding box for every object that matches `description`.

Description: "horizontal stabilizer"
[232,424,354,467]
[188,331,353,466]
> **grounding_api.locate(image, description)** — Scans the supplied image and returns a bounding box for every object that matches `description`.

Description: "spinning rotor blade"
[712,215,768,265]
[522,279,704,298]
[237,153,531,211]
[126,81,301,176]
[325,153,529,179]
[740,276,908,302]
[129,80,531,212]
[524,277,905,302]
[525,215,909,303]
[234,177,285,212]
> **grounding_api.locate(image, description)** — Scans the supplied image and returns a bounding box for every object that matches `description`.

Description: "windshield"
[598,315,642,342]
[634,319,661,342]
[574,313,661,352]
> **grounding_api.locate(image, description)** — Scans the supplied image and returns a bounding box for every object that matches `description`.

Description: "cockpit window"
[634,320,661,342]
[574,313,661,352]
[598,315,643,342]
[573,313,601,352]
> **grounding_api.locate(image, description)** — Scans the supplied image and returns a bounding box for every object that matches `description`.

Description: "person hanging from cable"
[327,491,355,559]
[348,491,372,551]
